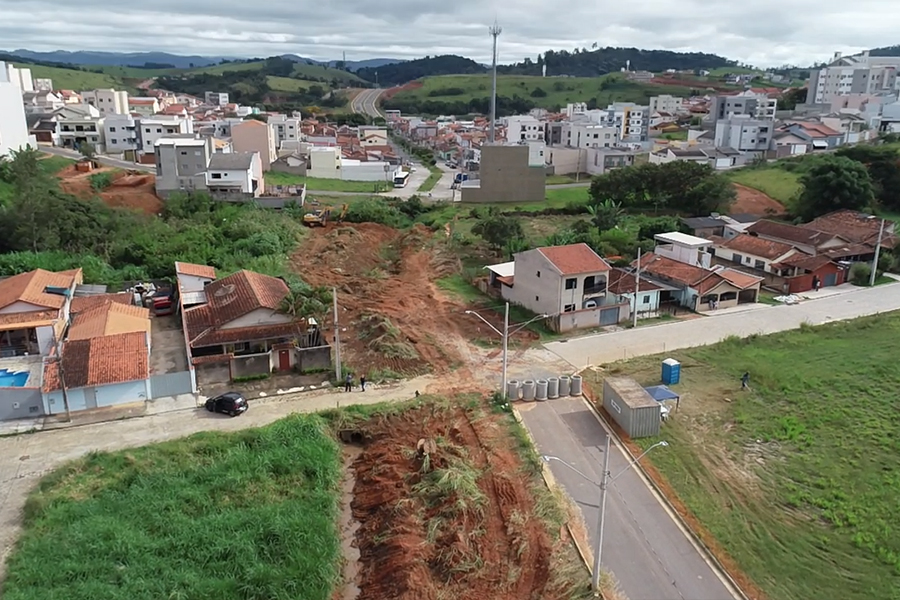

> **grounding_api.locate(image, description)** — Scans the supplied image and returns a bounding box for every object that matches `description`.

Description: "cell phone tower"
[488,20,502,144]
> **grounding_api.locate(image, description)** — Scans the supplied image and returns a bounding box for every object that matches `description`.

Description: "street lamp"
[465,302,548,397]
[543,437,669,595]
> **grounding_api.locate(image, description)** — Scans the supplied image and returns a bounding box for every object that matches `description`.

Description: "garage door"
[823,273,838,287]
[600,307,619,326]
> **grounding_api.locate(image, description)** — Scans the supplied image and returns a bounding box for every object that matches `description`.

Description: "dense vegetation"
[5,414,342,600]
[356,54,485,85]
[0,148,304,286]
[500,46,733,77]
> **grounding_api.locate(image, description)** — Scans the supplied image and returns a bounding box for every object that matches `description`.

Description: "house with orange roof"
[775,121,843,152]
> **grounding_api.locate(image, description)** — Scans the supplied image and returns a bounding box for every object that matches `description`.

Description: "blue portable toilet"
[661,358,681,385]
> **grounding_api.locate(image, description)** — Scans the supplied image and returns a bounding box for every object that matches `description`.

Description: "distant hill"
[357,55,485,86]
[500,47,734,77]
[5,49,232,69]
[870,45,900,57]
[277,54,403,72]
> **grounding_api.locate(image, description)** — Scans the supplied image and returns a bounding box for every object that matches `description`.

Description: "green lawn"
[660,130,688,141]
[13,63,129,91]
[4,414,342,600]
[265,75,312,92]
[727,167,802,205]
[591,314,900,600]
[417,165,443,192]
[546,174,579,185]
[543,185,591,208]
[394,73,695,109]
[265,171,390,193]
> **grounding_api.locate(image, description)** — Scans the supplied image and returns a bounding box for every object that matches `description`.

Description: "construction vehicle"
[303,203,348,227]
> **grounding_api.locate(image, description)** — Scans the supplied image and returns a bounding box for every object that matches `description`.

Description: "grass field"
[593,314,900,600]
[728,166,803,205]
[417,165,443,192]
[394,74,695,109]
[266,75,312,92]
[265,171,390,193]
[4,414,342,600]
[13,63,129,91]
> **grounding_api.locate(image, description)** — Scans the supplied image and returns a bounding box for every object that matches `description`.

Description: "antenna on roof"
[488,20,502,144]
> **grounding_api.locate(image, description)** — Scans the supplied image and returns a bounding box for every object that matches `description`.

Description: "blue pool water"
[0,368,29,387]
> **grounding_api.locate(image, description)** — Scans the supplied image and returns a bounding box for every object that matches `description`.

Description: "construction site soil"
[58,165,163,215]
[732,184,787,217]
[294,223,537,375]
[349,401,585,600]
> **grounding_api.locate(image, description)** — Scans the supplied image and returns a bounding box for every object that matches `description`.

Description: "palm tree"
[587,199,624,232]
[280,283,332,333]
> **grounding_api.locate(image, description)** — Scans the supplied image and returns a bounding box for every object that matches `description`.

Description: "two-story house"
[205,152,263,198]
[496,243,628,332]
[55,104,103,151]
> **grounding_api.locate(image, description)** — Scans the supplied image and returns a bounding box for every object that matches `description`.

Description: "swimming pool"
[0,368,29,387]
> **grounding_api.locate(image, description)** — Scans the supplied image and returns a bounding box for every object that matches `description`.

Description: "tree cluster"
[794,156,876,221]
[499,47,732,77]
[588,162,736,217]
[382,94,536,118]
[356,55,485,86]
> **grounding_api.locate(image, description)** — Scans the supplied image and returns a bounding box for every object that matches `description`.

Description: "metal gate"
[823,272,838,287]
[600,307,619,326]
[149,371,193,398]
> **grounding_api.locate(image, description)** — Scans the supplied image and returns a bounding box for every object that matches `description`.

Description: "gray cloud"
[0,0,897,66]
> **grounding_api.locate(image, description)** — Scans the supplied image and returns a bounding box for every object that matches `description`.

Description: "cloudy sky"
[1,0,897,67]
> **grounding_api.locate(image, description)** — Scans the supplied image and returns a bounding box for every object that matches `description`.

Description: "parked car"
[205,392,248,417]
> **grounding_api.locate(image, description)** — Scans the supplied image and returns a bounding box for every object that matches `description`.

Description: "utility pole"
[501,301,509,397]
[593,435,611,593]
[488,21,502,144]
[54,334,71,422]
[332,287,342,381]
[633,247,641,328]
[870,218,885,287]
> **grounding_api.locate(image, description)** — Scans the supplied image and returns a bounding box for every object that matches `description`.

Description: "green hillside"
[12,62,132,91]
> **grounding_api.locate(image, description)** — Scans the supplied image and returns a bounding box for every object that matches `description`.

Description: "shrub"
[89,172,113,191]
[849,262,872,286]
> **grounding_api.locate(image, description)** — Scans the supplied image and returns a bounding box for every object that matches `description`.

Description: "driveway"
[519,397,739,600]
[546,282,900,368]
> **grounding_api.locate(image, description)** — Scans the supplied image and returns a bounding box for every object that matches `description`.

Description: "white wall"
[340,160,394,182]
[36,326,54,355]
[221,308,292,329]
[0,76,33,157]
[655,243,711,268]
[308,147,341,179]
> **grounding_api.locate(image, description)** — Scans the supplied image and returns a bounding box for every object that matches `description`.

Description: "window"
[29,405,39,413]
[211,173,222,179]
[145,128,151,133]
[754,259,765,270]
[194,150,201,156]
[180,151,187,155]
[565,278,577,290]
[109,126,116,132]
[111,139,117,144]
[536,270,541,278]
[564,304,576,313]
[642,295,651,304]
[156,128,162,133]
[744,256,751,264]
[535,296,540,301]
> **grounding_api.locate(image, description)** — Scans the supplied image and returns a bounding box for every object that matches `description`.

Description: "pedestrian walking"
[360,373,367,391]
[812,276,821,292]
[741,371,750,391]
[344,373,353,393]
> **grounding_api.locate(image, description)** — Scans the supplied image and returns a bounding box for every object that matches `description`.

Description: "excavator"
[302,203,348,227]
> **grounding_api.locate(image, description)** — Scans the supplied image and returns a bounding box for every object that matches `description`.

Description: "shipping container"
[602,376,661,439]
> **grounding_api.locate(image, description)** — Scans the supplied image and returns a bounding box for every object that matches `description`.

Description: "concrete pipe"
[506,380,520,401]
[535,379,549,401]
[547,377,559,399]
[558,375,571,397]
[570,375,583,396]
[521,380,536,402]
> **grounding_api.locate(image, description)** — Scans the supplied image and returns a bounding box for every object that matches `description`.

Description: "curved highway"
[350,88,384,118]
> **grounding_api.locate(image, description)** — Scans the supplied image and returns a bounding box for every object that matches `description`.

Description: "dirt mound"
[382,81,422,99]
[293,223,534,375]
[58,166,163,215]
[732,183,787,217]
[350,402,578,600]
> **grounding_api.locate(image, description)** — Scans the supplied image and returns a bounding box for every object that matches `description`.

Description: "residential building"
[204,91,229,106]
[55,104,103,152]
[307,145,394,182]
[81,88,129,115]
[231,119,276,171]
[711,91,778,122]
[460,144,546,203]
[505,115,545,142]
[601,102,649,143]
[103,114,139,156]
[4,63,33,92]
[606,268,667,320]
[649,146,746,170]
[682,214,758,239]
[154,136,214,197]
[205,152,263,198]
[714,115,773,152]
[563,122,618,149]
[711,233,800,273]
[27,113,60,144]
[653,232,713,268]
[182,269,330,378]
[773,121,843,154]
[803,210,897,250]
[809,51,900,104]
[128,97,160,116]
[268,113,302,150]
[0,62,33,156]
[138,115,193,155]
[492,243,629,332]
[22,90,64,114]
[358,125,389,146]
[745,219,849,256]
[57,90,82,105]
[33,78,53,91]
[648,95,684,115]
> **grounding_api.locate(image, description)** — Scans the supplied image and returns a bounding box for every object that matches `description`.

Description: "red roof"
[537,244,611,275]
[716,234,797,260]
[607,268,662,295]
[175,261,217,279]
[43,331,149,391]
[70,292,134,313]
[0,268,82,311]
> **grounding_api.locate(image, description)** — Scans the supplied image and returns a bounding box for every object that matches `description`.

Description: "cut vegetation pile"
[294,223,523,375]
[3,415,342,600]
[345,398,589,600]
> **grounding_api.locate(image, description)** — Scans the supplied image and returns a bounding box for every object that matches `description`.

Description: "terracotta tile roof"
[43,331,149,391]
[781,254,835,271]
[802,210,896,247]
[0,309,58,329]
[695,274,728,294]
[717,268,763,289]
[716,234,797,260]
[0,268,81,311]
[635,252,713,288]
[607,268,662,295]
[746,220,841,247]
[190,322,300,347]
[536,244,611,275]
[191,353,233,365]
[175,261,217,279]
[184,270,290,347]
[68,302,150,341]
[70,293,134,313]
[824,243,875,259]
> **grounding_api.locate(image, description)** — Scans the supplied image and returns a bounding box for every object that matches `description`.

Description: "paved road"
[520,398,738,600]
[41,145,155,173]
[546,283,900,367]
[350,88,383,118]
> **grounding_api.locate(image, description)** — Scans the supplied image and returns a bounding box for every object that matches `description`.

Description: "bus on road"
[393,170,410,188]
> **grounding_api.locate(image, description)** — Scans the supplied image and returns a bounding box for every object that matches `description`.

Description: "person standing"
[344,373,353,393]
[360,373,367,392]
[812,276,821,292]
[741,371,750,391]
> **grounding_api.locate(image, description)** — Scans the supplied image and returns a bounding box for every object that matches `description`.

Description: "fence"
[231,352,272,379]
[149,371,194,399]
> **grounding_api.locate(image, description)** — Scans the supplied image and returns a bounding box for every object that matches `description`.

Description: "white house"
[55,104,103,152]
[648,95,684,115]
[653,232,713,268]
[505,115,545,143]
[205,151,263,197]
[358,125,389,146]
[711,233,801,274]
[606,267,668,319]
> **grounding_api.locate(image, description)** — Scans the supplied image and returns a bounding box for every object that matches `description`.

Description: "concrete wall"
[43,379,149,414]
[0,388,43,421]
[271,155,307,176]
[501,250,564,317]
[460,145,546,203]
[296,346,331,372]
[231,352,272,378]
[176,273,214,294]
[231,121,276,171]
[554,304,627,332]
[341,161,394,182]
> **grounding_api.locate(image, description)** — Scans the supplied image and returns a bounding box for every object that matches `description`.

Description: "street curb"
[510,406,598,595]
[578,394,751,600]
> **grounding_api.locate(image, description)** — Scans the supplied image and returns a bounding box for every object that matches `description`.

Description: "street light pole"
[870,217,885,287]
[543,438,669,595]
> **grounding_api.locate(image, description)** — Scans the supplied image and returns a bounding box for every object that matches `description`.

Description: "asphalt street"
[350,88,383,118]
[519,397,739,600]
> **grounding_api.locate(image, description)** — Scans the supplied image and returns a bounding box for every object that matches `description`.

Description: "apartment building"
[81,89,129,116]
[128,97,161,116]
[505,115,545,142]
[33,78,53,92]
[55,104,103,151]
[4,63,34,92]
[0,62,33,156]
[154,136,214,197]
[206,152,263,197]
[711,91,777,123]
[714,115,774,152]
[103,114,139,156]
[138,116,194,155]
[809,51,900,104]
[562,122,618,149]
[649,95,683,115]
[22,90,64,114]
[268,113,302,150]
[231,119,276,170]
[204,91,229,106]
[598,103,649,143]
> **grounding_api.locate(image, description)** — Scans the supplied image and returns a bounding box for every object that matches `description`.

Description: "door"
[600,307,619,326]
[823,272,838,287]
[278,350,291,372]
[84,387,99,410]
